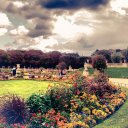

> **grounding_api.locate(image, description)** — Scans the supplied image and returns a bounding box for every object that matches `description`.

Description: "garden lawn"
[85,68,128,78]
[0,80,51,99]
[95,86,128,128]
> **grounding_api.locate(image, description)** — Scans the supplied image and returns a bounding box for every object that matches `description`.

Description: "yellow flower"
[82,107,91,115]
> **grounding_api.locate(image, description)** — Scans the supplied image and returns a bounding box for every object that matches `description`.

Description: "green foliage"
[92,50,112,63]
[26,94,52,114]
[46,84,73,112]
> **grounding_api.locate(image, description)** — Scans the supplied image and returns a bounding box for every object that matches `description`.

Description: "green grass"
[0,80,52,99]
[95,87,128,128]
[87,68,128,78]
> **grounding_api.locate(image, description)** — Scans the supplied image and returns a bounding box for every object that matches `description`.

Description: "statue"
[16,64,23,78]
[83,62,89,77]
[17,64,20,69]
[69,65,73,71]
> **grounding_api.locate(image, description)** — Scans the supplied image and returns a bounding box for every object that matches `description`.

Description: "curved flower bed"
[0,73,126,128]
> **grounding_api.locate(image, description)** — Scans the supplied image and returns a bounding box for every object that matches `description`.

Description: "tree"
[92,55,107,72]
[7,50,25,67]
[111,53,121,63]
[24,50,43,68]
[0,49,87,69]
[123,48,128,62]
[56,62,67,70]
[0,50,9,67]
[92,50,112,63]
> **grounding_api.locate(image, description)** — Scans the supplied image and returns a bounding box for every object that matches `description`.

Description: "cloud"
[47,6,128,55]
[5,35,38,50]
[30,36,58,52]
[0,0,128,56]
[88,14,128,50]
[53,15,94,39]
[0,0,55,38]
[41,0,110,10]
[0,12,12,36]
[0,12,12,27]
[0,28,8,36]
[10,25,29,36]
[8,25,36,49]
[110,0,128,15]
[47,33,94,55]
[27,17,54,38]
[13,1,29,8]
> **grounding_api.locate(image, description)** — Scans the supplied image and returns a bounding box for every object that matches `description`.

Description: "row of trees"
[92,49,128,63]
[0,49,89,69]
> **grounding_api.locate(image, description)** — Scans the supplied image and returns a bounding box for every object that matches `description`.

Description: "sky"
[0,0,128,55]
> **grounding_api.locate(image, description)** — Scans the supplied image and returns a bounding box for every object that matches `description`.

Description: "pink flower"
[21,126,26,128]
[77,90,80,95]
[45,123,49,127]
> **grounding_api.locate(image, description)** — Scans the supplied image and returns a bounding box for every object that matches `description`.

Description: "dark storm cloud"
[28,28,52,38]
[20,4,55,38]
[21,5,52,20]
[27,17,54,38]
[41,0,109,10]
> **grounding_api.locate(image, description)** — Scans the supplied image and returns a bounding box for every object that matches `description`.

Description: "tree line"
[92,49,128,63]
[0,49,89,69]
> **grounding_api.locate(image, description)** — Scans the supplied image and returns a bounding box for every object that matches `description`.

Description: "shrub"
[86,73,118,97]
[56,61,67,70]
[46,84,73,112]
[26,94,52,114]
[92,55,107,72]
[0,94,29,125]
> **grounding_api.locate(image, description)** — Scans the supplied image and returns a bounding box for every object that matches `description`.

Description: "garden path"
[109,78,128,88]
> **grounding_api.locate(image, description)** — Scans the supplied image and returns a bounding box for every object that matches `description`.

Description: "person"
[11,66,16,76]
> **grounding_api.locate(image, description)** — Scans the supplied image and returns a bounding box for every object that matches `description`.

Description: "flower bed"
[0,68,80,84]
[0,73,126,128]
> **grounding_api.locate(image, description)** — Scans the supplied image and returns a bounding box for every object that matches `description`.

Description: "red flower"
[32,113,36,117]
[74,83,77,87]
[56,96,60,99]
